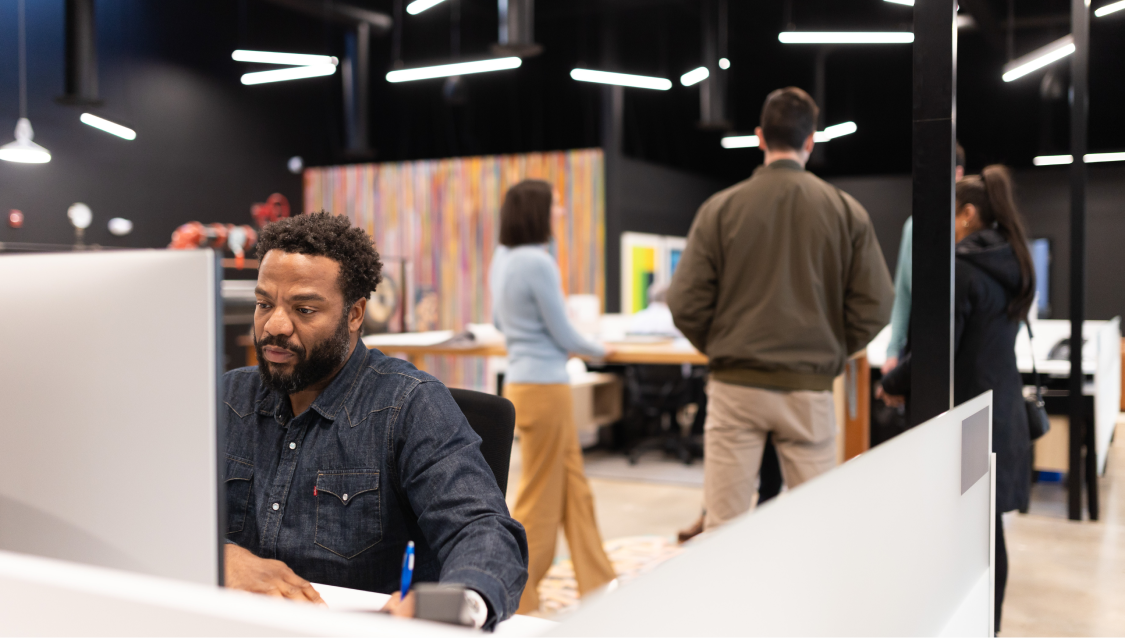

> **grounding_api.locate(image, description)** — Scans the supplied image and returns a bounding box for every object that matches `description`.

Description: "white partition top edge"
[0,549,470,637]
[552,393,995,637]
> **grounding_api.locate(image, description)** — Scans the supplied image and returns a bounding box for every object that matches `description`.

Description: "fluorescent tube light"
[407,0,448,14]
[241,64,338,85]
[681,67,709,87]
[723,122,857,149]
[80,113,136,140]
[386,57,522,82]
[884,0,914,5]
[721,135,760,149]
[1002,35,1075,82]
[232,50,338,66]
[1096,0,1125,15]
[1033,152,1125,166]
[570,69,672,90]
[719,58,730,69]
[779,31,915,44]
[814,121,858,142]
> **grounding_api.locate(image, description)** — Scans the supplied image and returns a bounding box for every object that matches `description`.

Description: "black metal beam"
[909,0,958,426]
[342,22,371,156]
[57,0,101,105]
[958,0,1006,52]
[261,0,393,33]
[698,0,728,130]
[1068,0,1092,522]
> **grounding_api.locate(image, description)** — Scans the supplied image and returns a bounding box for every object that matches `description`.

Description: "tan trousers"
[703,379,837,530]
[505,383,617,614]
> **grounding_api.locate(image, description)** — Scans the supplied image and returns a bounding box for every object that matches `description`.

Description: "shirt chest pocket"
[314,470,382,559]
[225,457,254,535]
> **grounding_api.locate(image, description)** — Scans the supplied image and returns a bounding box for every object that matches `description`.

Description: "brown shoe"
[677,514,705,544]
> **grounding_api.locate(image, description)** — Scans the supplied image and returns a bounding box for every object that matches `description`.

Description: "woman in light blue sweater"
[489,180,616,614]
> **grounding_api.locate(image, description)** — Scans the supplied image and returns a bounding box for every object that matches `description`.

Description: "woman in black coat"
[879,165,1034,634]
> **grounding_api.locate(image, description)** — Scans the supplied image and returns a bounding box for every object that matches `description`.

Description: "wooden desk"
[359,339,708,370]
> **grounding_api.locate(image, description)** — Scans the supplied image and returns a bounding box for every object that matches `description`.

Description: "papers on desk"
[363,330,455,348]
[311,583,556,636]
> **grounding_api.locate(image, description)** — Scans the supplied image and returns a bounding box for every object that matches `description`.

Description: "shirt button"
[272,503,280,511]
[289,442,296,450]
[342,494,349,501]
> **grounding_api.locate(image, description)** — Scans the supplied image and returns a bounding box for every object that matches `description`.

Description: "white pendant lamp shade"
[0,118,51,164]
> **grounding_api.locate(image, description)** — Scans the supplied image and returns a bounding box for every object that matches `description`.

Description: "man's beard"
[255,312,351,395]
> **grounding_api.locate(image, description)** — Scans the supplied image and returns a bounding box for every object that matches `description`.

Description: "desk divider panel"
[1095,317,1121,474]
[554,393,995,637]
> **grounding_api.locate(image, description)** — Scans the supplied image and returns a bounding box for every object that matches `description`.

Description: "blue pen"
[400,541,415,600]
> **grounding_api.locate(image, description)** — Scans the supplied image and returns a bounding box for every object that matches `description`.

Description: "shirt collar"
[264,339,370,423]
[754,158,805,175]
[308,340,370,420]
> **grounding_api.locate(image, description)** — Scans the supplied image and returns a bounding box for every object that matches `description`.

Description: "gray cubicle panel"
[554,393,996,636]
[0,250,222,586]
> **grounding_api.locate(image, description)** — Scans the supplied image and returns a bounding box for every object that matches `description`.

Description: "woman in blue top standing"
[489,180,617,615]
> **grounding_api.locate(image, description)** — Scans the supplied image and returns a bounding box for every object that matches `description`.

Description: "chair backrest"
[448,388,516,497]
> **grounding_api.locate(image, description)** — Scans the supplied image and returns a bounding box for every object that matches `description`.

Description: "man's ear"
[349,297,367,332]
[803,132,816,155]
[755,126,767,152]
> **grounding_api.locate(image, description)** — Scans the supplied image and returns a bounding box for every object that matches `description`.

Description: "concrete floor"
[506,419,1125,636]
[1002,424,1125,636]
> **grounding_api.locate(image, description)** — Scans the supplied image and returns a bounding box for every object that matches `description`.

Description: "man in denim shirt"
[223,212,528,628]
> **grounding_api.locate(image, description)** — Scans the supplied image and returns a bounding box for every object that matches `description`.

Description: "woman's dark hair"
[956,165,1035,321]
[499,180,553,247]
[759,87,819,151]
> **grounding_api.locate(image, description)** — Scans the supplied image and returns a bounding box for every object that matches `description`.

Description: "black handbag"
[1025,323,1051,441]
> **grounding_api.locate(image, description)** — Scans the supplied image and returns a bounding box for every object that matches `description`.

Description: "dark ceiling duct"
[699,0,728,130]
[58,0,100,105]
[495,0,542,57]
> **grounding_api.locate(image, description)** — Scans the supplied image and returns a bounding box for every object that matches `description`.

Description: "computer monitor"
[0,249,223,586]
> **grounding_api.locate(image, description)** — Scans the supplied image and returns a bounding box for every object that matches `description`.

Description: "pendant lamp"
[1,0,51,164]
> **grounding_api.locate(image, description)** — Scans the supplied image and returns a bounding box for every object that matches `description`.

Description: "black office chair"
[449,388,516,497]
[622,364,703,465]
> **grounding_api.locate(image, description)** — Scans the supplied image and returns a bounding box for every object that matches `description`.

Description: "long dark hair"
[499,180,553,247]
[955,165,1036,321]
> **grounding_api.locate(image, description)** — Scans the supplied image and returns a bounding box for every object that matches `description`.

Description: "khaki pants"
[505,383,616,614]
[703,379,837,530]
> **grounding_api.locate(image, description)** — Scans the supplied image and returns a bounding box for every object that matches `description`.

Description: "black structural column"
[910,0,958,425]
[342,22,371,156]
[1067,0,1093,521]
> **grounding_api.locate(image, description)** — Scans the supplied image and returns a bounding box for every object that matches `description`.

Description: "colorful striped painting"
[303,149,606,390]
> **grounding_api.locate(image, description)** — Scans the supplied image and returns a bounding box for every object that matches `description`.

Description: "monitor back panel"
[0,250,220,585]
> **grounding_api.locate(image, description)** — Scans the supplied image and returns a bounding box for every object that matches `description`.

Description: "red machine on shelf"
[168,193,290,269]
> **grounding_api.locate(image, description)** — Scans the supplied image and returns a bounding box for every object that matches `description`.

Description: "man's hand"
[875,385,905,408]
[224,544,325,605]
[382,591,416,618]
[881,356,898,376]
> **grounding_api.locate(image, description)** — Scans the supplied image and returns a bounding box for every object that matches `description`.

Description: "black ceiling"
[68,0,1125,181]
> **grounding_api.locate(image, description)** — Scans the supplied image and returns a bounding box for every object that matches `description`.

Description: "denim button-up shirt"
[222,341,528,626]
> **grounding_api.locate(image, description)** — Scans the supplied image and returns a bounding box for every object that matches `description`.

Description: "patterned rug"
[537,535,684,617]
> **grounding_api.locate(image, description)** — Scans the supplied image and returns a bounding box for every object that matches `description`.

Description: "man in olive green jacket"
[668,88,894,529]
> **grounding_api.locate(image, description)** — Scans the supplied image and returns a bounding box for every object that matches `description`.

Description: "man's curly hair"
[256,211,383,307]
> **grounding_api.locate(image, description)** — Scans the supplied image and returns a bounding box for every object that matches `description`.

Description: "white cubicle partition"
[0,250,222,585]
[1094,317,1121,474]
[555,393,996,637]
[0,549,471,637]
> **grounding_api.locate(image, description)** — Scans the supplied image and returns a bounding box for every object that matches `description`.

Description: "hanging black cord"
[18,0,28,118]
